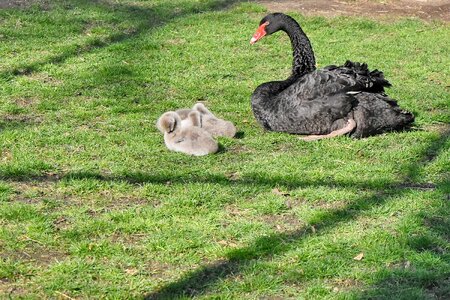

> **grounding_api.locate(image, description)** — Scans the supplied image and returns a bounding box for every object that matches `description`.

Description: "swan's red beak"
[250,22,269,45]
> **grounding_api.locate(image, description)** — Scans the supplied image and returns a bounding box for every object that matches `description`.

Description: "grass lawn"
[0,0,449,298]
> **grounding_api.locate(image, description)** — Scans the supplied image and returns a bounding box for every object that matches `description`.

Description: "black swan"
[250,13,414,140]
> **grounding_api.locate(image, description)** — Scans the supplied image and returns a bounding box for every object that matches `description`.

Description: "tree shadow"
[142,192,392,299]
[356,179,450,299]
[2,3,446,297]
[0,0,248,131]
[1,129,447,298]
[0,167,402,191]
[139,129,449,299]
[0,0,246,79]
[403,126,450,183]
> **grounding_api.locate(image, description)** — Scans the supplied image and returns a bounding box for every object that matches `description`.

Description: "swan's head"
[250,13,287,45]
[156,111,180,134]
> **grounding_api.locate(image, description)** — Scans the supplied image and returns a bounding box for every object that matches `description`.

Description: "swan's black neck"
[280,15,316,77]
[251,14,317,112]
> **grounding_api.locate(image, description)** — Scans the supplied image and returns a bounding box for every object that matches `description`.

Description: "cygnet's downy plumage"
[176,103,236,138]
[156,111,218,156]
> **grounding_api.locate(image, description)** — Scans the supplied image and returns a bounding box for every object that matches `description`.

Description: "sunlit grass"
[0,0,449,299]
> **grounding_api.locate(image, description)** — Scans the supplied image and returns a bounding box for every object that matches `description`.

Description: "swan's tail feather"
[352,93,415,138]
[342,60,391,92]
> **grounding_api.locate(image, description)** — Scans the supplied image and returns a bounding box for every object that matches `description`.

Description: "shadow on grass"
[0,0,246,79]
[142,194,394,299]
[2,3,446,297]
[356,180,450,300]
[0,0,248,130]
[1,130,447,298]
[141,128,449,299]
[142,195,449,299]
[355,125,449,299]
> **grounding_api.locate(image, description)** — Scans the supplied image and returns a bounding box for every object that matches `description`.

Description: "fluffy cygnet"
[176,103,236,138]
[156,111,218,156]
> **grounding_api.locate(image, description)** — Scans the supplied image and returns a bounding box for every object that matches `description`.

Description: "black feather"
[251,13,414,138]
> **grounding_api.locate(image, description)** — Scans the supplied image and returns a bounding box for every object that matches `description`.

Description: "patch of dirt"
[3,0,449,22]
[285,198,349,210]
[258,0,450,22]
[0,0,29,9]
[14,97,40,108]
[224,204,253,217]
[261,213,305,231]
[8,181,66,205]
[109,232,148,244]
[329,278,364,292]
[145,260,179,278]
[0,0,50,9]
[8,181,154,212]
[1,244,67,267]
[24,72,63,86]
[0,114,43,125]
[1,149,13,163]
[0,283,29,299]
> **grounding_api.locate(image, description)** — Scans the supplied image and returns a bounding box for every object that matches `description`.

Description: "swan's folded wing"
[282,70,361,102]
[292,67,390,101]
[325,61,391,93]
[272,74,358,134]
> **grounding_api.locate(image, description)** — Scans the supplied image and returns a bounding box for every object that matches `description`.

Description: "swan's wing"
[175,109,192,120]
[188,111,202,127]
[352,92,414,138]
[268,71,359,134]
[275,91,357,134]
[287,70,365,101]
[290,60,392,101]
[324,60,391,93]
[193,103,215,117]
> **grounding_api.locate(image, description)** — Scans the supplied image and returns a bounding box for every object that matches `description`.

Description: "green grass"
[0,0,449,299]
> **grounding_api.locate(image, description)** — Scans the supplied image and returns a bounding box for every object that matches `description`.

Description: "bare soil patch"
[0,0,27,8]
[258,0,450,22]
[1,244,67,267]
[3,0,448,22]
[0,0,50,9]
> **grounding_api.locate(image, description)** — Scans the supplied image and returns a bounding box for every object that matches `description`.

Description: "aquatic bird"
[250,13,414,140]
[156,111,218,156]
[176,103,236,138]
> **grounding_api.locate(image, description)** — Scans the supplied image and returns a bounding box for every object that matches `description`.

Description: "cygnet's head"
[157,111,180,134]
